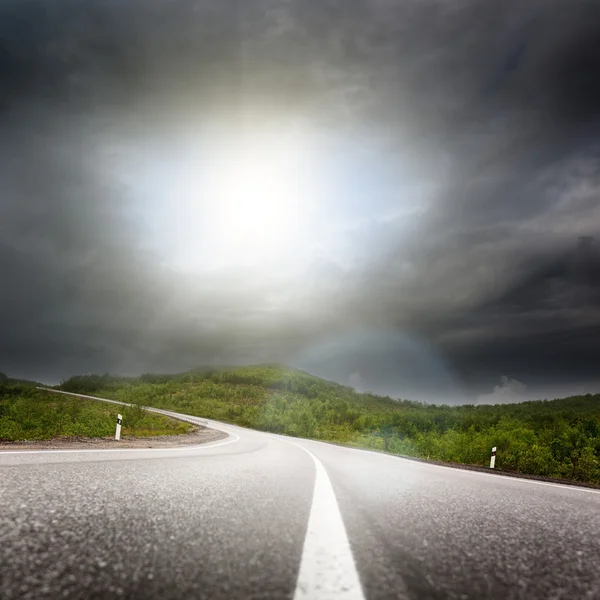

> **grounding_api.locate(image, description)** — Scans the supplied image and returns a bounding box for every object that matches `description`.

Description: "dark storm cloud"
[1,0,600,400]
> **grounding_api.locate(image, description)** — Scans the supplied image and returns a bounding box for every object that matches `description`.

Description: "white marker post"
[115,414,123,441]
[490,446,497,469]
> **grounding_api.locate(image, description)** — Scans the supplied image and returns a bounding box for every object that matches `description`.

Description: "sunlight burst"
[211,150,300,253]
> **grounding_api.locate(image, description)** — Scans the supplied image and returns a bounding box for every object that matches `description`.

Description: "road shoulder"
[0,425,227,451]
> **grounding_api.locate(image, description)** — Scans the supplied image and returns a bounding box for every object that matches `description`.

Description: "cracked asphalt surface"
[2,410,600,599]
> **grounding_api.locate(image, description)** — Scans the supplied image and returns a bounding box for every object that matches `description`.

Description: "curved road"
[1,404,600,599]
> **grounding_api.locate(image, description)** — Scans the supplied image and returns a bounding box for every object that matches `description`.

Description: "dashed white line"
[286,440,366,600]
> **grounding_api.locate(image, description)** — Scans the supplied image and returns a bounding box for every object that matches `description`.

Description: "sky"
[1,0,600,404]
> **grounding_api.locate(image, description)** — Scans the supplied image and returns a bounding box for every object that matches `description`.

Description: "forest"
[59,365,600,484]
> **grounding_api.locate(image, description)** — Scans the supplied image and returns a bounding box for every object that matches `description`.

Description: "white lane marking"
[285,440,366,600]
[0,433,239,455]
[298,438,600,496]
[37,387,126,401]
[36,387,130,405]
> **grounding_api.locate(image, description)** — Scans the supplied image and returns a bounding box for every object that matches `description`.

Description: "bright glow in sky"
[200,133,303,265]
[115,120,426,277]
[124,124,321,272]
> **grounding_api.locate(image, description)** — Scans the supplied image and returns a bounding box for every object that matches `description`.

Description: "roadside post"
[490,446,496,469]
[115,414,123,441]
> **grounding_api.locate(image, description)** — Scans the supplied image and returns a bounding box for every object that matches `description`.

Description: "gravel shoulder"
[0,424,227,451]
[339,441,600,490]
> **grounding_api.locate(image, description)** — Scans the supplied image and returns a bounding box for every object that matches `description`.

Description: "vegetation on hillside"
[0,384,192,441]
[0,372,44,386]
[59,365,600,484]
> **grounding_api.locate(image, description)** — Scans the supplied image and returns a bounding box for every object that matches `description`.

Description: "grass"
[0,384,193,441]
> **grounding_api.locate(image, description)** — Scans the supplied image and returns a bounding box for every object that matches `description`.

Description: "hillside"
[0,384,192,441]
[59,365,600,484]
[0,372,45,387]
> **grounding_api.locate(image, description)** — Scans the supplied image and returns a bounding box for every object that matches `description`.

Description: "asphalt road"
[2,404,600,600]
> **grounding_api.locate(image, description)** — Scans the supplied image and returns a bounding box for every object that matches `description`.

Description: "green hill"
[58,365,600,484]
[0,383,192,441]
[0,372,45,387]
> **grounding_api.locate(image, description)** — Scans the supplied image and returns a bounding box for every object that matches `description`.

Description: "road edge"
[0,387,228,451]
[30,388,600,490]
